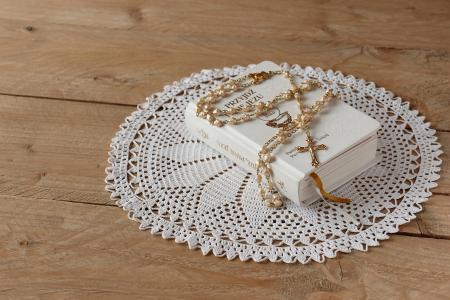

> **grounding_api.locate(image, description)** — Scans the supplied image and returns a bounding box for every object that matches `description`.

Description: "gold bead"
[273,198,283,207]
[323,90,334,102]
[264,199,274,207]
[206,114,215,124]
[249,71,270,84]
[257,160,267,169]
[256,174,262,182]
[205,95,215,102]
[262,154,272,162]
[224,81,237,91]
[213,120,224,127]
[301,113,312,124]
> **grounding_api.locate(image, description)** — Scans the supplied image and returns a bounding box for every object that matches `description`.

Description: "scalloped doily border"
[105,63,442,263]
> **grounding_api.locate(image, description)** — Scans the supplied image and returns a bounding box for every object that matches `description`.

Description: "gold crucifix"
[296,132,327,167]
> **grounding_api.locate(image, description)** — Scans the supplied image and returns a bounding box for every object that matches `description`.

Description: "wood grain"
[0,95,131,205]
[1,0,449,298]
[0,0,449,130]
[1,194,450,300]
[0,95,448,238]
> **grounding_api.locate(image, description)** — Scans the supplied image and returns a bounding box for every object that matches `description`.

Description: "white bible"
[185,61,380,205]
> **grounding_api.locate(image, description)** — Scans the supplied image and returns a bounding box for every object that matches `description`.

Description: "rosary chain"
[196,70,335,207]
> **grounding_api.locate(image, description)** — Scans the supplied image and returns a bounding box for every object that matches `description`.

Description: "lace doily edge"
[105,63,443,264]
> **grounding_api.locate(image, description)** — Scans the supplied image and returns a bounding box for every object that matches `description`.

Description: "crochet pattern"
[106,63,442,263]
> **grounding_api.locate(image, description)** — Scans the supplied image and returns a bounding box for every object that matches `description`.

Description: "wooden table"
[1,1,449,299]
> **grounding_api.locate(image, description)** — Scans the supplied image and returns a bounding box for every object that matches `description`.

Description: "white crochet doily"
[105,63,442,263]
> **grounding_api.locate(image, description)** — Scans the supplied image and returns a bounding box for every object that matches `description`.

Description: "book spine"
[184,102,301,203]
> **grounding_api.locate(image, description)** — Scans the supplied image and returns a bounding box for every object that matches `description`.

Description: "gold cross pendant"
[296,133,327,167]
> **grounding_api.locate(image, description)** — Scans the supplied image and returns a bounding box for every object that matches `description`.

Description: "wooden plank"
[0,0,449,130]
[1,194,450,299]
[416,194,450,239]
[1,95,449,238]
[0,95,133,205]
[2,0,450,49]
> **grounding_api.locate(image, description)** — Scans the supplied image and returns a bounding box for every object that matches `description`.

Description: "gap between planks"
[0,92,137,108]
[0,91,448,133]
